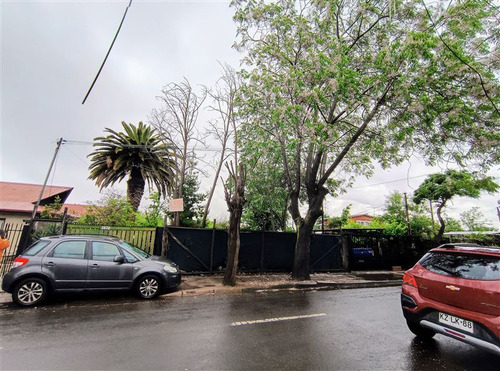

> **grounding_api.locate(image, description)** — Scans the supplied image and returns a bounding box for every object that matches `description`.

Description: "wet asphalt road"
[0,287,497,370]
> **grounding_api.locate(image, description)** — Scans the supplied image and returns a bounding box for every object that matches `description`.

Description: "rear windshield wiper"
[428,263,459,277]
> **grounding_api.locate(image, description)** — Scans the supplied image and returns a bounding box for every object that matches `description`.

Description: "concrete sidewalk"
[0,271,404,304]
[169,271,404,297]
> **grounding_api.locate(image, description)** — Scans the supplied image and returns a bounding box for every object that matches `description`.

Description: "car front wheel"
[406,320,436,339]
[135,275,161,299]
[13,278,48,307]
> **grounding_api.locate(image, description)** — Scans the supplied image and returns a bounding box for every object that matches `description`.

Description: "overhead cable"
[82,0,133,105]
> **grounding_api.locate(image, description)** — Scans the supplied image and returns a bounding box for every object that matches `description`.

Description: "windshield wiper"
[429,263,459,276]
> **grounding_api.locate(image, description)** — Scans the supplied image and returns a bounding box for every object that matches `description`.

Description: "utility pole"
[30,138,65,221]
[429,200,435,227]
[403,192,412,236]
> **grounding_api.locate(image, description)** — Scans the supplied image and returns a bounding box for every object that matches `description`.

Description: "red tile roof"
[62,203,92,218]
[0,181,73,213]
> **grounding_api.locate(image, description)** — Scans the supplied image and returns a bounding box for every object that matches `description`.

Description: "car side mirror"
[113,255,125,263]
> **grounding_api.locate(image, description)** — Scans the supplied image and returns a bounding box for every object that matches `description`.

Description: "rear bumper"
[419,319,500,356]
[1,272,14,293]
[402,293,500,356]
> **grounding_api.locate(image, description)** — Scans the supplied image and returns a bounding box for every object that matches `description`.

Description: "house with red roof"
[0,181,89,227]
[349,213,374,226]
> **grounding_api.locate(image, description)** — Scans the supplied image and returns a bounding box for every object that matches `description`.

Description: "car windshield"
[420,252,500,281]
[121,241,150,259]
[23,240,51,256]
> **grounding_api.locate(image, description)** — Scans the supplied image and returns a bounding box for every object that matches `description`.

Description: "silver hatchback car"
[2,235,181,306]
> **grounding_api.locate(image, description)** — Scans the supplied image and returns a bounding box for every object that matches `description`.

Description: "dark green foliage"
[413,170,499,205]
[171,172,206,227]
[40,196,63,219]
[75,191,138,227]
[413,170,498,241]
[88,121,177,211]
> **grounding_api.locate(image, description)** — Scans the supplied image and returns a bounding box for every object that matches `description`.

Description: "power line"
[64,139,224,152]
[350,174,430,189]
[82,0,133,105]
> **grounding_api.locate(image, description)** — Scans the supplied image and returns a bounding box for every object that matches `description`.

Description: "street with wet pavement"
[0,273,497,370]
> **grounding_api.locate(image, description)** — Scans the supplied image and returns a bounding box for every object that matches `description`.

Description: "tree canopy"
[88,121,177,211]
[232,0,500,279]
[413,169,498,241]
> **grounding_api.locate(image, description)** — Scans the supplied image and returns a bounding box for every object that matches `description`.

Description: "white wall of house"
[0,212,30,227]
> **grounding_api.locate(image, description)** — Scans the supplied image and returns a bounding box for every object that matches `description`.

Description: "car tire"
[406,320,436,339]
[12,278,48,307]
[135,275,161,299]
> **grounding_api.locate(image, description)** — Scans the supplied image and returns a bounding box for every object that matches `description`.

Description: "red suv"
[401,243,499,355]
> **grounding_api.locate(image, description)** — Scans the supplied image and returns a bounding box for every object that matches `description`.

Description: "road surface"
[0,287,497,370]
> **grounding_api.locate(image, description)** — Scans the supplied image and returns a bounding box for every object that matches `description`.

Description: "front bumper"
[162,272,181,290]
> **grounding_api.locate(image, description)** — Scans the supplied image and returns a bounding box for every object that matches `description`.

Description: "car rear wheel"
[135,275,161,299]
[13,278,48,307]
[406,320,436,339]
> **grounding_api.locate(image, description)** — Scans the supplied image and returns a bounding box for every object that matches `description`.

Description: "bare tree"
[202,63,239,228]
[150,78,206,226]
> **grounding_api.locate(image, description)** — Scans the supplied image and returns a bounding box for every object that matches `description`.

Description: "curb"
[177,280,402,297]
[0,278,402,304]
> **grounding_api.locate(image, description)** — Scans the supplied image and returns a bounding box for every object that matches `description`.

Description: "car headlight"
[163,263,179,274]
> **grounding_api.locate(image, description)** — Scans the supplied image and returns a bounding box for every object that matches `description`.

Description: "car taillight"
[11,257,29,269]
[403,272,417,288]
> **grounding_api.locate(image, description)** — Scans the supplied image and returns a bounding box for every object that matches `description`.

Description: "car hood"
[147,256,176,264]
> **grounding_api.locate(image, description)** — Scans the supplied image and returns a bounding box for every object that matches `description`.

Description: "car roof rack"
[437,243,483,249]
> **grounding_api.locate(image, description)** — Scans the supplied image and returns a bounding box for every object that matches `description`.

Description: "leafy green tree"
[88,121,177,211]
[444,217,463,232]
[326,204,352,229]
[243,161,289,231]
[135,192,168,227]
[413,170,499,242]
[76,190,138,226]
[40,196,63,219]
[172,171,206,227]
[381,191,435,238]
[460,207,494,231]
[233,0,499,279]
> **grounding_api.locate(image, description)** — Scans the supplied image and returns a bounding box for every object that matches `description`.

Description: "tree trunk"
[127,171,145,212]
[161,215,169,257]
[292,221,314,280]
[290,187,326,280]
[435,200,447,243]
[223,206,243,286]
[222,162,245,286]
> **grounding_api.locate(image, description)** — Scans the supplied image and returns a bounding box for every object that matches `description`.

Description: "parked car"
[401,243,500,355]
[2,235,181,307]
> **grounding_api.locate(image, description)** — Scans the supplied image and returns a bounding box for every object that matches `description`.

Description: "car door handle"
[44,262,56,267]
[90,264,100,269]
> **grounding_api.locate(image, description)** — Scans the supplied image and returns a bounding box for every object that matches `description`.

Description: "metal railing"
[1,223,26,277]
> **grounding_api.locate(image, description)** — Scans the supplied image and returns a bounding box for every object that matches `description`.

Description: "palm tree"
[88,121,177,211]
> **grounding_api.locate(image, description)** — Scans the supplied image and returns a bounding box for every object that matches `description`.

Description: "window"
[24,240,51,256]
[52,241,86,259]
[122,249,139,263]
[420,252,500,281]
[92,242,121,261]
[121,242,149,259]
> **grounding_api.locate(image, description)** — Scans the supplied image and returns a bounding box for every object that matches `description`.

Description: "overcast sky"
[1,0,499,228]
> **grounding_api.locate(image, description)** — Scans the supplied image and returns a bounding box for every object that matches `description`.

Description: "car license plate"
[438,312,474,333]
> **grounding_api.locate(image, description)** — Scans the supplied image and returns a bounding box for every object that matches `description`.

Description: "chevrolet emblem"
[445,285,461,291]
